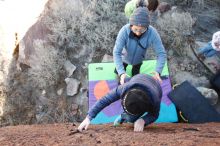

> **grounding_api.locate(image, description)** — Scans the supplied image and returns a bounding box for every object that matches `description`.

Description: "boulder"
[197,87,218,105]
[65,78,80,96]
[64,60,76,77]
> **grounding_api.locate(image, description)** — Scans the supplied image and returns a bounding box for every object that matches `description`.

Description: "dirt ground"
[0,123,219,146]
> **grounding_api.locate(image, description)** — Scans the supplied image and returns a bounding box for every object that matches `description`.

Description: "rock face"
[173,71,210,87]
[168,0,220,40]
[1,0,220,126]
[17,21,51,66]
[0,0,127,125]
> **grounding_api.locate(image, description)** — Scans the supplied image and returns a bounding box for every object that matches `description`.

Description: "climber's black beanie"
[122,87,153,116]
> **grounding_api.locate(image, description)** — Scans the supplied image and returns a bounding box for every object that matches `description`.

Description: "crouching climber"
[78,74,162,132]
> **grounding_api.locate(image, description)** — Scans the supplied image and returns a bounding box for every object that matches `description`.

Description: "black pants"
[114,62,142,76]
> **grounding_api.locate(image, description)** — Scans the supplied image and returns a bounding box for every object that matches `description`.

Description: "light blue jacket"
[113,24,167,75]
[198,41,218,57]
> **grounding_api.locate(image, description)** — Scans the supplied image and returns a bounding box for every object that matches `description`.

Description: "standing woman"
[113,7,167,85]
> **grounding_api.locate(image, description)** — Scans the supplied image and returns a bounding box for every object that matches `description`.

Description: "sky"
[0,0,48,56]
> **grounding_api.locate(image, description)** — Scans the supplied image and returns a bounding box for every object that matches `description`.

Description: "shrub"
[155,11,194,56]
[43,0,127,61]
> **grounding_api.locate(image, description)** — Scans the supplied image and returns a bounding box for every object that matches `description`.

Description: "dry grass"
[156,11,194,56]
[43,0,127,61]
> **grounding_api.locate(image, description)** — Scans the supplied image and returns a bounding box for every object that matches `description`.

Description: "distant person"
[157,2,171,16]
[124,0,159,19]
[113,7,167,85]
[125,0,172,24]
[78,74,162,132]
[198,31,220,60]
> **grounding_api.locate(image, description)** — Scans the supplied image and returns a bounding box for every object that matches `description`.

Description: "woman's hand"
[151,71,162,83]
[120,73,127,85]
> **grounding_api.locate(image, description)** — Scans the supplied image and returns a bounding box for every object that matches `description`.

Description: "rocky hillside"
[0,0,220,126]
